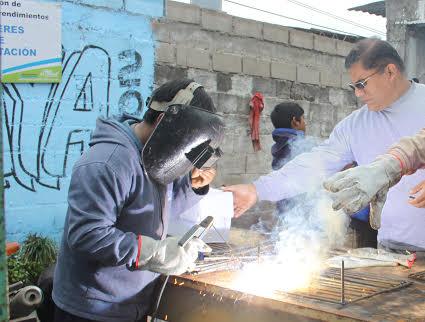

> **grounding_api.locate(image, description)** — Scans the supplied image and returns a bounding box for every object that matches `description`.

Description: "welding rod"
[341,260,345,305]
[201,254,276,262]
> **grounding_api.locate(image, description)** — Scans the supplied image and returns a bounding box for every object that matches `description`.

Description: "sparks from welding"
[231,193,348,297]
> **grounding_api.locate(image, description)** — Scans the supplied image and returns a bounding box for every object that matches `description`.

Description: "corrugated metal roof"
[348,1,386,17]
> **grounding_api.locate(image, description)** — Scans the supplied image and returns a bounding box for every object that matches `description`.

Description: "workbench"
[155,259,425,321]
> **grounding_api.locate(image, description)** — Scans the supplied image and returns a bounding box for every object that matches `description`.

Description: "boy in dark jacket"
[252,103,318,232]
[270,103,318,214]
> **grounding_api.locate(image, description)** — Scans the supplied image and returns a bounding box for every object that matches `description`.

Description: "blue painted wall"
[1,0,164,241]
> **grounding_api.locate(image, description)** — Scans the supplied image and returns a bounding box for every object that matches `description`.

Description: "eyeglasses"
[347,70,380,91]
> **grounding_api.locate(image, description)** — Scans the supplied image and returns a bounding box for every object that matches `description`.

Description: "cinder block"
[217,73,232,92]
[246,152,272,174]
[233,134,253,153]
[217,93,238,114]
[243,57,270,77]
[125,0,162,17]
[317,87,330,104]
[176,46,188,66]
[320,70,341,88]
[297,66,320,85]
[336,106,355,123]
[216,154,246,174]
[263,97,281,115]
[224,115,250,136]
[155,43,175,64]
[259,116,274,135]
[306,122,322,137]
[336,40,354,57]
[168,24,212,50]
[220,134,234,154]
[308,103,323,123]
[155,65,188,84]
[296,100,311,117]
[232,17,263,39]
[236,95,251,114]
[313,35,337,55]
[187,69,217,92]
[167,1,201,24]
[341,72,352,89]
[289,30,313,49]
[177,46,210,69]
[321,121,335,137]
[290,83,320,102]
[76,0,123,10]
[276,80,292,98]
[329,88,357,107]
[152,21,171,43]
[252,76,276,96]
[201,9,232,33]
[263,23,289,44]
[212,53,242,73]
[329,88,345,106]
[229,74,253,96]
[271,61,296,81]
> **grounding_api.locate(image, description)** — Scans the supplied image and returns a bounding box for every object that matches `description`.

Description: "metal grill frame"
[284,267,412,305]
[409,270,425,282]
[195,243,413,306]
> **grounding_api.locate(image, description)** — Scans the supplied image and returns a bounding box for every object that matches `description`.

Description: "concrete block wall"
[153,1,359,228]
[2,0,163,240]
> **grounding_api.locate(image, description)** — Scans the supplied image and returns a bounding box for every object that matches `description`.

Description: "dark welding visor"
[142,104,225,185]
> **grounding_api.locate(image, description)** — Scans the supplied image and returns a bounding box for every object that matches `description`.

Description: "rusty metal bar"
[409,270,425,282]
[341,260,345,305]
[0,86,8,320]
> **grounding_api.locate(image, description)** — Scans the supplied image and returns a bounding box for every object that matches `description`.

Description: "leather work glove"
[323,155,402,230]
[137,236,211,275]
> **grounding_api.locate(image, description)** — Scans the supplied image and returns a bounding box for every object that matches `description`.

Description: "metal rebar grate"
[197,244,412,305]
[283,268,412,305]
[408,270,425,282]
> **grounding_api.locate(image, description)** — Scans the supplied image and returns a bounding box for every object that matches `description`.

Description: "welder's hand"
[191,168,216,189]
[222,184,258,218]
[138,236,211,275]
[409,180,425,208]
[323,155,402,230]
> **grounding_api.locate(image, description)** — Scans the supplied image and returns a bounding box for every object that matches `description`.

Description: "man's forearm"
[388,128,425,174]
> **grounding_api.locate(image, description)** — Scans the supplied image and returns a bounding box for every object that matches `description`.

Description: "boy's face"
[292,115,306,132]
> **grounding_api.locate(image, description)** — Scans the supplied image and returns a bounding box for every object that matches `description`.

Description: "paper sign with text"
[0,0,61,83]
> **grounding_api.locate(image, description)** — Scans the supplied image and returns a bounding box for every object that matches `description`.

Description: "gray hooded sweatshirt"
[52,114,204,322]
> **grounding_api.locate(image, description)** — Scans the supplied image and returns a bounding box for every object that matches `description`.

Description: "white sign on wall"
[0,0,61,83]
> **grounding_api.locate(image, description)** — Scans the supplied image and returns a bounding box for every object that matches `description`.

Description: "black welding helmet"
[142,104,225,185]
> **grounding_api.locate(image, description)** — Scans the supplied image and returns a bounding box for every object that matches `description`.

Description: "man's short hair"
[143,78,216,125]
[345,38,405,73]
[270,102,304,129]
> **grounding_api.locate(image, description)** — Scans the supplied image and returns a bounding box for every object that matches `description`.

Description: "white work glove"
[138,236,211,275]
[323,155,402,230]
[347,248,416,268]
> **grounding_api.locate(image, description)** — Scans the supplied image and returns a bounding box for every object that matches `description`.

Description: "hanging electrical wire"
[285,0,386,36]
[223,0,383,38]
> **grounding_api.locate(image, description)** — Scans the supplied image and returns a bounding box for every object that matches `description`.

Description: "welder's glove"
[136,236,211,275]
[323,155,402,230]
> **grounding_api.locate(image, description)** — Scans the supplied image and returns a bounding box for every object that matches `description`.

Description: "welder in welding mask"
[52,79,225,322]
